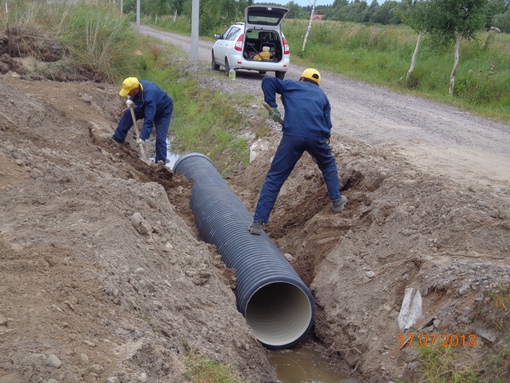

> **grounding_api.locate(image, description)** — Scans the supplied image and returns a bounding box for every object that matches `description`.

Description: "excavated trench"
[163,145,356,382]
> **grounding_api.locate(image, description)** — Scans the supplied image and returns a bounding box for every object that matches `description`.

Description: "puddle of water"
[270,344,352,383]
[165,136,180,170]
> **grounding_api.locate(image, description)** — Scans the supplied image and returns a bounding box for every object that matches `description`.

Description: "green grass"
[142,14,192,35]
[411,345,478,383]
[184,352,241,383]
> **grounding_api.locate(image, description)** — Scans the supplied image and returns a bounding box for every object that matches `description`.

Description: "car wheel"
[211,51,220,71]
[275,71,285,80]
[224,59,231,76]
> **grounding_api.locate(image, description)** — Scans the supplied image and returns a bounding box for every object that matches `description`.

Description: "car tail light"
[283,36,290,55]
[235,34,244,51]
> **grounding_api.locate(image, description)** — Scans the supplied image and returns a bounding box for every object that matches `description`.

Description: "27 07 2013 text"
[398,333,477,347]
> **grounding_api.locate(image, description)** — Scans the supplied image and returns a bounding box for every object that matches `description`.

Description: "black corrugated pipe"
[173,153,315,349]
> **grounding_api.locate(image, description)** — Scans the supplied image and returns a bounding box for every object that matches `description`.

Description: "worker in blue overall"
[249,68,347,235]
[112,77,173,164]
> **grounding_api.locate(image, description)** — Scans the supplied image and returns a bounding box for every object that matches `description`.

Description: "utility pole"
[191,0,199,61]
[136,0,140,28]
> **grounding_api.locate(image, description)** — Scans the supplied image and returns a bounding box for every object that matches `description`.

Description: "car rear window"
[246,30,279,40]
[247,14,281,26]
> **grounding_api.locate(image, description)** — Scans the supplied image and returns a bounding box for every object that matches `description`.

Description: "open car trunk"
[243,29,284,62]
[242,6,289,64]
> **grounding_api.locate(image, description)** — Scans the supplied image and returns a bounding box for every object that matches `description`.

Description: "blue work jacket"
[262,76,332,140]
[130,80,173,140]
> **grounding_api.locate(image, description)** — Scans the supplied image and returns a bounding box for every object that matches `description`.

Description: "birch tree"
[302,0,317,54]
[426,0,488,95]
[401,0,429,83]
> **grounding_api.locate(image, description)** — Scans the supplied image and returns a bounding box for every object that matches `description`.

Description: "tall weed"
[58,4,142,82]
[5,1,143,82]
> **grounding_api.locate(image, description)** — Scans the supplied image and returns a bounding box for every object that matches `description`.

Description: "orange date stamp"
[398,333,477,348]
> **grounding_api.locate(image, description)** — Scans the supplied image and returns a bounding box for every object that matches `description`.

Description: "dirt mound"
[0,76,276,383]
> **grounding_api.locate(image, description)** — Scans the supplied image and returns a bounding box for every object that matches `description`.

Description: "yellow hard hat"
[301,68,321,85]
[119,77,140,97]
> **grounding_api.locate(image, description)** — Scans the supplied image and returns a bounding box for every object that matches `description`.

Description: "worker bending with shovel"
[112,77,173,165]
[249,68,347,236]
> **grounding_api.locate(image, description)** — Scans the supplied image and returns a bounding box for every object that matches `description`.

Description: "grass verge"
[184,352,241,383]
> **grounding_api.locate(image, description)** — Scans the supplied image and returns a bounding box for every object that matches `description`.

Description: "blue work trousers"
[113,109,172,164]
[253,135,342,224]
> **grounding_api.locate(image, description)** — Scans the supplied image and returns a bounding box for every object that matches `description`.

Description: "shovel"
[128,105,151,164]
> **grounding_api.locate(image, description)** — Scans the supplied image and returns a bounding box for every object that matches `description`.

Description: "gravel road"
[138,26,510,187]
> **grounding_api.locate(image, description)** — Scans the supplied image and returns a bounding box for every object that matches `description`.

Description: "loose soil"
[1,28,509,383]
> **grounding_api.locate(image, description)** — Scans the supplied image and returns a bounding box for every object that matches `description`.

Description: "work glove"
[136,138,145,144]
[270,107,281,122]
[126,99,135,109]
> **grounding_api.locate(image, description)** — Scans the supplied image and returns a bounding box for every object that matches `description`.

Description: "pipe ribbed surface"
[173,153,315,349]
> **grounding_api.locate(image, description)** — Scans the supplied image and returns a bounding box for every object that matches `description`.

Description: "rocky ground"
[1,28,510,383]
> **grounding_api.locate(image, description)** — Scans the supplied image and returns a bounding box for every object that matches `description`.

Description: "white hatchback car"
[211,5,290,80]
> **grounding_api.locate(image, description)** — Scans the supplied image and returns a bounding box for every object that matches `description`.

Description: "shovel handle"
[263,102,274,114]
[129,106,147,160]
[263,102,283,125]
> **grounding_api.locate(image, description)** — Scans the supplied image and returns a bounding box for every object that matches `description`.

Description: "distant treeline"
[121,0,510,34]
[262,0,510,32]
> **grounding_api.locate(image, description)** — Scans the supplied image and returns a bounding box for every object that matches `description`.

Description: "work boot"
[112,135,124,145]
[248,220,263,235]
[332,195,348,212]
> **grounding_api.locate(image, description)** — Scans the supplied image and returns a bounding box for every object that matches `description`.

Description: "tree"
[492,10,510,32]
[285,2,304,19]
[199,0,252,35]
[302,0,317,54]
[485,0,507,27]
[372,0,402,24]
[426,0,488,95]
[345,0,368,23]
[362,0,381,22]
[401,0,430,82]
[327,0,349,22]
